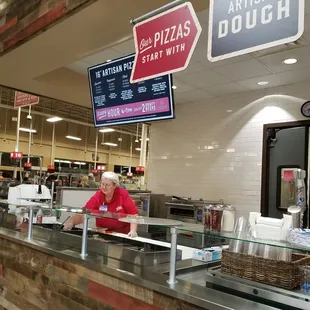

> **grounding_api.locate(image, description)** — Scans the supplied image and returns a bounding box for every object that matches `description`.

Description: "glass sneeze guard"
[174,223,310,253]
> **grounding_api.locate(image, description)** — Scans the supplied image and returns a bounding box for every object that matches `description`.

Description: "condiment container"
[222,205,236,232]
[203,204,213,232]
[210,205,224,233]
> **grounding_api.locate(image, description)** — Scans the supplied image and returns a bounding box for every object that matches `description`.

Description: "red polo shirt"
[83,187,138,233]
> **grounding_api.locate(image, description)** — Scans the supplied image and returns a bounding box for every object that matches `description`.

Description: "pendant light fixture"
[135,124,139,143]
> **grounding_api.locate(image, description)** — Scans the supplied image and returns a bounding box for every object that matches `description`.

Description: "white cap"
[88,173,94,179]
[101,171,120,186]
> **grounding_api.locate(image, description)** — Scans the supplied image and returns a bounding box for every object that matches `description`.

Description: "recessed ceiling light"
[226,110,233,113]
[172,85,177,90]
[135,148,141,151]
[107,59,112,62]
[257,81,269,86]
[66,135,81,141]
[283,58,297,65]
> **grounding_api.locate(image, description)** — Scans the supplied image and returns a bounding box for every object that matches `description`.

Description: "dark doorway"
[261,120,310,227]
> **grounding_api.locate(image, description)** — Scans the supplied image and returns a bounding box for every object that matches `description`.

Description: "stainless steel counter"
[0,225,280,310]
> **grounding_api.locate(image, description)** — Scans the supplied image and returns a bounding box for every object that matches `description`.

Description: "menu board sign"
[87,54,174,127]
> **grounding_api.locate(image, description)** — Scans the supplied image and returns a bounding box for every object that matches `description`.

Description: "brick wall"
[0,236,205,310]
[148,81,310,218]
[0,0,96,54]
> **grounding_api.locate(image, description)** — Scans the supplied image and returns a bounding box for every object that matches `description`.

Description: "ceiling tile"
[306,1,310,15]
[178,69,230,88]
[112,39,135,55]
[65,61,89,75]
[181,89,212,103]
[172,78,195,93]
[197,9,209,23]
[304,14,310,40]
[213,59,273,81]
[174,60,207,77]
[173,92,187,104]
[277,67,310,84]
[257,45,310,73]
[203,82,248,97]
[83,49,123,65]
[237,74,283,90]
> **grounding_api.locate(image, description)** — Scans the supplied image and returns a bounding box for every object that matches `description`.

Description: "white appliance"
[8,184,52,206]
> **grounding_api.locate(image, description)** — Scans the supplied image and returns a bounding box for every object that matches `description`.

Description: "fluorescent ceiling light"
[47,116,63,122]
[66,135,81,141]
[135,148,141,151]
[257,81,269,86]
[226,110,233,113]
[104,142,118,147]
[74,162,86,165]
[139,138,150,141]
[172,85,177,90]
[99,128,115,133]
[107,59,112,62]
[283,58,297,65]
[19,127,37,133]
[54,160,71,164]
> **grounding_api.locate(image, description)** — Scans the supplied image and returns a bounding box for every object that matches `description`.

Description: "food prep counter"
[0,210,291,310]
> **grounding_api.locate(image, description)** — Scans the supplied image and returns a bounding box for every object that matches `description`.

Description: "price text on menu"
[87,54,174,127]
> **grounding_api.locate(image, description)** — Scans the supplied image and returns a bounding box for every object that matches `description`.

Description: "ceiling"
[65,2,310,106]
[0,0,209,108]
[0,0,310,110]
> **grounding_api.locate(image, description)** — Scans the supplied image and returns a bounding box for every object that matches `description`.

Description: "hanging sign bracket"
[130,0,187,25]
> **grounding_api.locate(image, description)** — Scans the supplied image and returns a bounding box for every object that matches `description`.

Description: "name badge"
[99,205,108,212]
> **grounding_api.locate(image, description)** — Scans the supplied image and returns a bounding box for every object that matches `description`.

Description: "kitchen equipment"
[288,205,301,229]
[222,205,235,232]
[32,224,182,266]
[8,184,52,206]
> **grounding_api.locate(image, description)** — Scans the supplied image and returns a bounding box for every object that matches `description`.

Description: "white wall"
[148,82,310,217]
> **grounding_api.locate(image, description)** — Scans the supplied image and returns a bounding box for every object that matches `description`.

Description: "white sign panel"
[208,0,305,62]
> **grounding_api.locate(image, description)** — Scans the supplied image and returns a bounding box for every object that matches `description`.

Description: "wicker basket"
[221,249,310,290]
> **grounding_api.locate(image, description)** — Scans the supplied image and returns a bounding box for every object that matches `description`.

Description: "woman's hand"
[128,231,138,238]
[63,220,74,231]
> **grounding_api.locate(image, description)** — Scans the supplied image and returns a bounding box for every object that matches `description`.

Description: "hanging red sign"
[14,91,40,108]
[47,165,55,172]
[131,2,202,83]
[10,152,23,159]
[24,162,32,170]
[136,166,145,174]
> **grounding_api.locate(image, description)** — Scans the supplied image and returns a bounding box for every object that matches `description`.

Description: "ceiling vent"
[250,35,309,57]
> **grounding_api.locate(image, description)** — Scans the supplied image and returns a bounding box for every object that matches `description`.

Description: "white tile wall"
[148,82,310,217]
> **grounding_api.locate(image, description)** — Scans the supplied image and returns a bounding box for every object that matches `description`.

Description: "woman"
[77,176,89,188]
[64,172,138,237]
